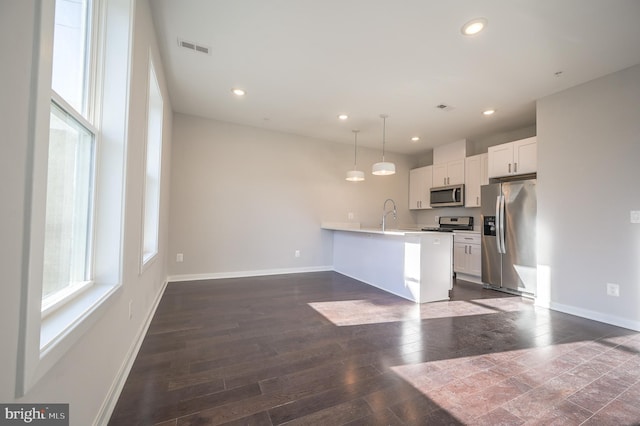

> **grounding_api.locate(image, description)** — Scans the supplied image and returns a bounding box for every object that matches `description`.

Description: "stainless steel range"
[422,216,474,232]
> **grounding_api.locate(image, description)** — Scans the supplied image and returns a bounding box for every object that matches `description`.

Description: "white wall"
[169,114,419,278]
[537,64,640,330]
[0,0,173,424]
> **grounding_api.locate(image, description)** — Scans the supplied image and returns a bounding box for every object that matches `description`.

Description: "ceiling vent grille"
[178,38,211,55]
[435,104,454,111]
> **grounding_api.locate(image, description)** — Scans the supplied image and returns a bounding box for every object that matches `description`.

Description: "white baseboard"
[93,278,169,426]
[455,273,482,285]
[545,301,640,332]
[167,265,333,283]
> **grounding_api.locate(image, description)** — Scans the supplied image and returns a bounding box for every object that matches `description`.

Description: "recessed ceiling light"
[483,109,496,116]
[232,88,246,96]
[461,18,488,36]
[338,114,349,120]
[411,136,420,142]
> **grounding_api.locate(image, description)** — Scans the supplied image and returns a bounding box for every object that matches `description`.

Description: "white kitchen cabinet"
[453,233,481,277]
[433,159,465,187]
[409,165,432,210]
[465,153,488,207]
[488,136,537,178]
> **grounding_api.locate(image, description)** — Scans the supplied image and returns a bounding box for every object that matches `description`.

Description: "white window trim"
[17,0,134,396]
[40,92,100,318]
[41,279,93,318]
[140,50,164,272]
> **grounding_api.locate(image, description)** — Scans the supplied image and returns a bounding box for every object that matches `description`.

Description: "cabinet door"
[488,143,514,178]
[513,137,537,175]
[409,168,421,209]
[409,166,432,210]
[465,155,481,207]
[447,159,465,185]
[468,243,482,276]
[432,163,448,187]
[480,153,489,185]
[453,243,468,274]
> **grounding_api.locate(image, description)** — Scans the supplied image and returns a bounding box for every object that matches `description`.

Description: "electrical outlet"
[606,282,620,297]
[295,250,301,258]
[348,212,354,220]
[631,211,640,224]
[434,215,440,223]
[176,253,183,262]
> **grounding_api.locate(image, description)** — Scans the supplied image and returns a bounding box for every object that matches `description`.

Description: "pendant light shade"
[346,129,365,181]
[372,161,396,175]
[372,114,396,176]
[346,170,365,181]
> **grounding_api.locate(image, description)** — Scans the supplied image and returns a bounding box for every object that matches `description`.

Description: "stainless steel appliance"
[430,184,464,207]
[481,179,537,295]
[422,216,473,232]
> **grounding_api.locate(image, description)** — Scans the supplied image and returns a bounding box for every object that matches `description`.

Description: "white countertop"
[453,229,481,234]
[321,222,481,235]
[321,222,452,236]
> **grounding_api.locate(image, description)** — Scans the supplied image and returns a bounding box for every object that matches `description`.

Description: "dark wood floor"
[108,272,640,425]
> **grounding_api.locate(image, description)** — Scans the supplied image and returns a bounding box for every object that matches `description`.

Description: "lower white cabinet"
[453,233,481,277]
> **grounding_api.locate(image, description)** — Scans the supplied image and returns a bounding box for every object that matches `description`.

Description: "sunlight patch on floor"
[308,297,533,327]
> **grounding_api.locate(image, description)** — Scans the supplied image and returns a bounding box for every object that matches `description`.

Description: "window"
[142,57,164,266]
[18,0,134,395]
[51,0,92,116]
[42,0,97,314]
[41,102,95,314]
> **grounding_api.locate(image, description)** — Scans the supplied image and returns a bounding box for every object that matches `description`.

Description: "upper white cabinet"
[433,140,466,187]
[432,159,465,187]
[465,153,488,207]
[409,165,432,210]
[488,136,537,178]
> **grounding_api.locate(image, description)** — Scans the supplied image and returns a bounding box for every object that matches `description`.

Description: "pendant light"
[346,129,365,181]
[372,114,396,175]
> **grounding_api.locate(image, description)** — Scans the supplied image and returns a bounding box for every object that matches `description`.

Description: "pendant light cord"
[381,114,388,161]
[353,130,359,168]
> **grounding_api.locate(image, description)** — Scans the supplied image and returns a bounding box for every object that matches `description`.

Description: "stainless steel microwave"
[430,184,465,207]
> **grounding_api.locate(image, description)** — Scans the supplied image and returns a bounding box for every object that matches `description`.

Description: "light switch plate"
[631,210,640,224]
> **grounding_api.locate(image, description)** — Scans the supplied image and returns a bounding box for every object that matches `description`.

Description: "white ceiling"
[149,0,640,155]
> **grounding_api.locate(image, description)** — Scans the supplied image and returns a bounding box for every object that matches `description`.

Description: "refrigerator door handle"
[499,195,506,254]
[495,195,503,254]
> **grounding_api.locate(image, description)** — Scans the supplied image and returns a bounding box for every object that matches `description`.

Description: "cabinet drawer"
[454,233,480,245]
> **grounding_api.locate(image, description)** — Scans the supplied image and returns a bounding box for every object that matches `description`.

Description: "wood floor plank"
[108,272,640,426]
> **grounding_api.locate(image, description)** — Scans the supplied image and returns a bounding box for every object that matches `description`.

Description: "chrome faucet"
[382,198,397,231]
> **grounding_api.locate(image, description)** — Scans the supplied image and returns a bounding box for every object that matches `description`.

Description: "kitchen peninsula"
[321,224,453,303]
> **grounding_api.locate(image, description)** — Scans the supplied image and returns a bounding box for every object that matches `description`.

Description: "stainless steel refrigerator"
[481,179,537,295]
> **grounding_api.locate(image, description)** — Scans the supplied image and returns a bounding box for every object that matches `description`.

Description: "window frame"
[17,0,135,396]
[40,91,99,318]
[140,51,164,270]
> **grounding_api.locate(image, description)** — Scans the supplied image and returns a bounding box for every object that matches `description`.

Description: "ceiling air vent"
[435,104,455,111]
[178,38,211,55]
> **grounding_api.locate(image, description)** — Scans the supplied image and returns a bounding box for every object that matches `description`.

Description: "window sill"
[37,282,121,378]
[141,251,158,274]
